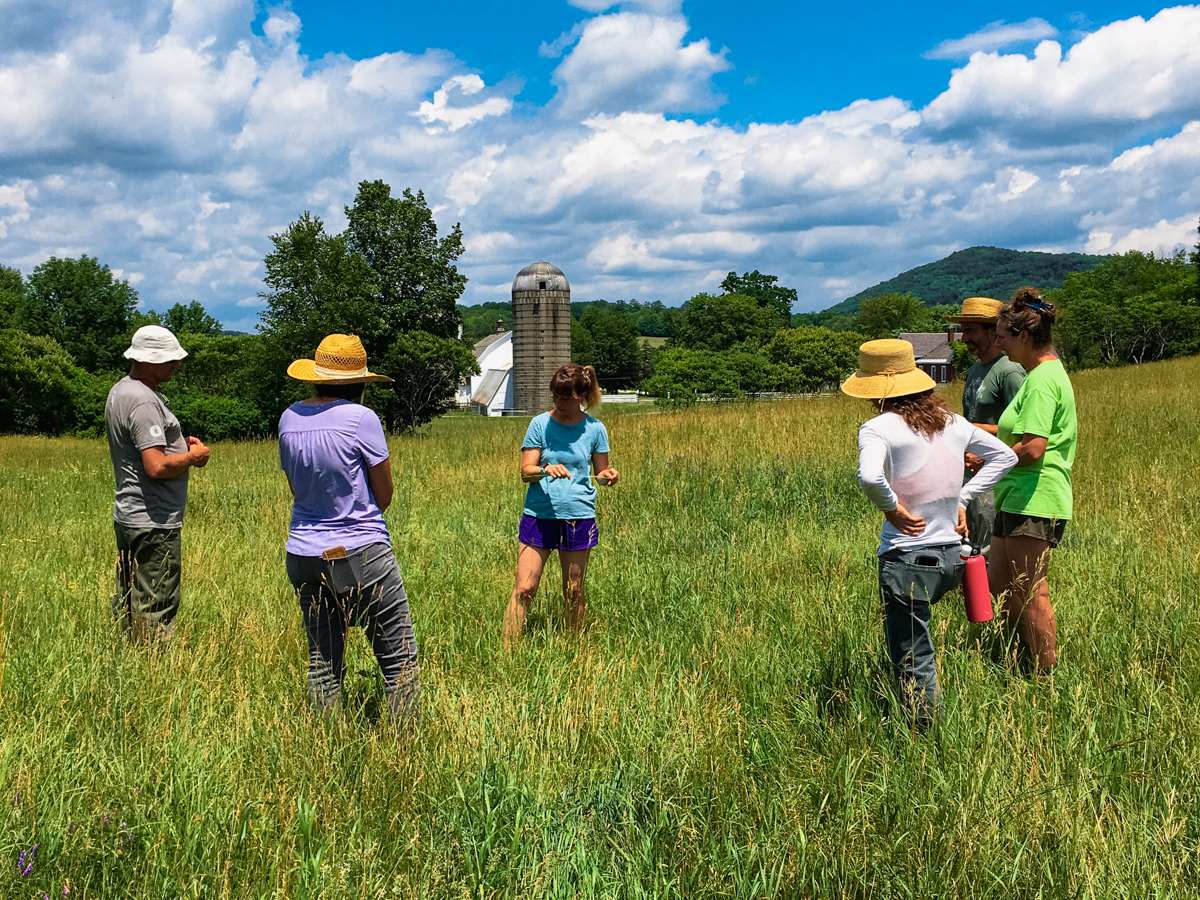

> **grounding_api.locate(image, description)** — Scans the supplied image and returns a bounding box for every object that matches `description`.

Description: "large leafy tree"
[672,292,789,351]
[1053,249,1200,368]
[345,180,465,341]
[160,301,222,335]
[852,292,929,339]
[576,305,641,390]
[720,270,798,318]
[764,326,867,391]
[258,184,477,432]
[21,255,138,372]
[0,265,25,326]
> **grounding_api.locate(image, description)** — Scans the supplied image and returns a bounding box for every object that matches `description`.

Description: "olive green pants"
[113,522,181,643]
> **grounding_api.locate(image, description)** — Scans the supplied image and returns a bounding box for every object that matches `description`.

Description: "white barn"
[460,326,515,416]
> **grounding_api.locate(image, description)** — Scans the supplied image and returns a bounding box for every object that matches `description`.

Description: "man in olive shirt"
[104,325,210,642]
[947,298,1025,555]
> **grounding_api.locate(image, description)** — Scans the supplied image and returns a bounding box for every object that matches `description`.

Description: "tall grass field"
[2,356,1199,898]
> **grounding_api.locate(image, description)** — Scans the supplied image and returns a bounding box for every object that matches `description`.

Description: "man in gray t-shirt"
[947,298,1025,556]
[104,325,210,641]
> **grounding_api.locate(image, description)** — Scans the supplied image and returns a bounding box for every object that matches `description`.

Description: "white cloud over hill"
[0,1,1198,329]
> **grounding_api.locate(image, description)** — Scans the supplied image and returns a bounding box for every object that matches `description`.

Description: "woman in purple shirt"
[278,334,419,725]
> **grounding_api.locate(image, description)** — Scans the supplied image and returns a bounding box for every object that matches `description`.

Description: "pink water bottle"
[960,542,993,623]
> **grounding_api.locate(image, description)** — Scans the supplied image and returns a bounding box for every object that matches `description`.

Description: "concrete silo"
[511,261,571,415]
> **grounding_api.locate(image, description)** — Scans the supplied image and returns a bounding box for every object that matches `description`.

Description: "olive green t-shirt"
[995,359,1077,520]
[962,354,1025,425]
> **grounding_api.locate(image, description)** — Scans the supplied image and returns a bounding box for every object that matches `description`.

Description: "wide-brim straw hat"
[125,325,188,363]
[946,296,1003,323]
[841,339,936,400]
[287,334,394,383]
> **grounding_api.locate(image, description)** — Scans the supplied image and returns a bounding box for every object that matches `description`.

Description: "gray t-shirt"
[105,376,189,528]
[962,355,1026,425]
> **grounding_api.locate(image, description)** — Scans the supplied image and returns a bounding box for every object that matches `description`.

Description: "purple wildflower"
[20,843,38,876]
[102,813,109,825]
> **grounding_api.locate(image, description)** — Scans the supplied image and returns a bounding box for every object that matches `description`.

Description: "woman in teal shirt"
[991,288,1077,673]
[503,364,620,645]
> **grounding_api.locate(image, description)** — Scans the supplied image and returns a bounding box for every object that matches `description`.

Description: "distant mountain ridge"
[822,246,1106,315]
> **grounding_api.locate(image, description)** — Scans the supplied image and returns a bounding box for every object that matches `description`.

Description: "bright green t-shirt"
[995,359,1077,520]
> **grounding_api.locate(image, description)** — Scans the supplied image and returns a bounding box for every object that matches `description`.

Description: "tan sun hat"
[945,297,1003,323]
[286,334,394,384]
[841,339,936,400]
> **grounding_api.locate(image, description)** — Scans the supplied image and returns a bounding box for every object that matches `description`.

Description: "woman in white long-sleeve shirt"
[843,340,1017,728]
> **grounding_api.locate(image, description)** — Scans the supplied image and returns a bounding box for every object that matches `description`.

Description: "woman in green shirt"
[991,288,1077,673]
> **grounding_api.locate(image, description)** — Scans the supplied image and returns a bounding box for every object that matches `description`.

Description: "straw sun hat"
[840,339,936,400]
[286,334,394,384]
[945,296,1003,324]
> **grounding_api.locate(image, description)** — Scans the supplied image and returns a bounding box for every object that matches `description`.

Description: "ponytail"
[549,363,603,410]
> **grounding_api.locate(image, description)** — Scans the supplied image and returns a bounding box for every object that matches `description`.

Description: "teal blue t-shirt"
[522,412,610,519]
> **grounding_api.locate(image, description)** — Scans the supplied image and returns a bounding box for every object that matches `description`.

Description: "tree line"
[1,181,478,439]
[3,198,1198,434]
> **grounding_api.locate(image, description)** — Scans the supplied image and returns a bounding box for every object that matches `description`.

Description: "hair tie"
[1026,298,1054,313]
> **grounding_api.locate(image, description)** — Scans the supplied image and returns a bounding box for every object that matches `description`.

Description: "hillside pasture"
[1,357,1199,897]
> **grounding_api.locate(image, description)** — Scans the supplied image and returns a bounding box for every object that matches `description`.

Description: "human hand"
[544,463,571,480]
[884,503,925,536]
[964,452,984,474]
[187,436,210,468]
[955,506,968,537]
[596,467,619,486]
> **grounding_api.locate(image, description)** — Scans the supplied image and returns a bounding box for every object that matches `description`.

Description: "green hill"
[822,246,1105,315]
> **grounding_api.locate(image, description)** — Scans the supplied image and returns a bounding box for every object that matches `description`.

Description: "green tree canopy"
[764,326,867,391]
[0,265,25,326]
[345,180,466,340]
[578,305,641,390]
[1053,249,1200,368]
[852,292,929,339]
[259,183,476,432]
[20,255,138,372]
[673,292,790,351]
[720,270,797,318]
[160,301,222,336]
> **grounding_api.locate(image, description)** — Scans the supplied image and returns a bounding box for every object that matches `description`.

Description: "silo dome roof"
[512,261,570,293]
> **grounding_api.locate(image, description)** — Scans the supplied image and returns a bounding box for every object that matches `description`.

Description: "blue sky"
[1,0,1198,329]
[277,1,1166,123]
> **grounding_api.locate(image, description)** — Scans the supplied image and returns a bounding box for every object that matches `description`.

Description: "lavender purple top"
[278,400,391,556]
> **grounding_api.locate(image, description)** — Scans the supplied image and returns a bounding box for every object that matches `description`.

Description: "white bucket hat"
[124,325,188,363]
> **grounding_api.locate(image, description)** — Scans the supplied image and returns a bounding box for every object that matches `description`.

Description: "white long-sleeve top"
[857,411,1018,554]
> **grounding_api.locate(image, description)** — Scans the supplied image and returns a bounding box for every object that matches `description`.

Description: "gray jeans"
[878,544,965,729]
[285,542,420,725]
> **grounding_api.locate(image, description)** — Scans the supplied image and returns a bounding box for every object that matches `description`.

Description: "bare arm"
[141,437,209,479]
[366,457,394,511]
[973,423,1000,436]
[521,447,571,482]
[592,451,619,486]
[1009,434,1048,466]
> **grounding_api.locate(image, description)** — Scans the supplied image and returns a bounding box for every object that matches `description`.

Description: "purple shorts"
[518,515,598,551]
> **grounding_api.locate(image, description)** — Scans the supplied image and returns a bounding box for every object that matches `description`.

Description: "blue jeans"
[878,544,964,728]
[286,542,420,725]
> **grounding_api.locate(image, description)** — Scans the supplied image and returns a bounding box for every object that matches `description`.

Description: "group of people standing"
[845,289,1076,727]
[102,285,1074,732]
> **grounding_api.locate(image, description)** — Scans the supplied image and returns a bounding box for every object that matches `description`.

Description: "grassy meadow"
[2,356,1200,898]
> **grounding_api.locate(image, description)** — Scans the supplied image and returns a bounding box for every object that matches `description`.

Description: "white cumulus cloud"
[0,0,1197,323]
[925,18,1059,60]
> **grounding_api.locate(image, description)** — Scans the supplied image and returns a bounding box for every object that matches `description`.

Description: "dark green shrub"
[174,395,267,442]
